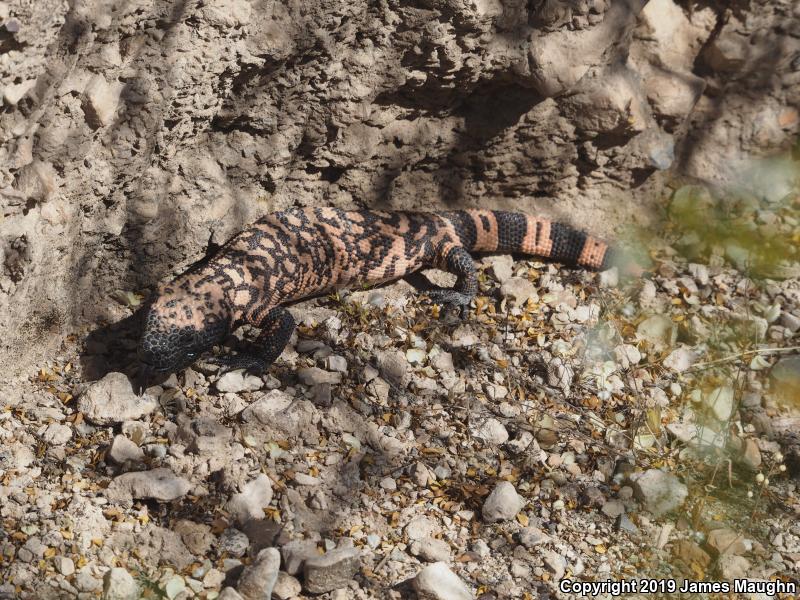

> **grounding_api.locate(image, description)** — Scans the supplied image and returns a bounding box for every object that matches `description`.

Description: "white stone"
[42,423,72,445]
[54,556,75,576]
[405,516,437,541]
[706,386,734,422]
[82,74,121,127]
[631,469,688,517]
[216,370,263,393]
[663,346,697,372]
[78,372,157,425]
[107,435,144,463]
[106,468,191,502]
[237,548,280,600]
[470,418,509,445]
[227,474,273,524]
[413,562,474,600]
[102,568,139,600]
[482,481,525,522]
[500,277,538,305]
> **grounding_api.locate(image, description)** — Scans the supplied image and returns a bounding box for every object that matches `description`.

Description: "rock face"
[1,0,796,373]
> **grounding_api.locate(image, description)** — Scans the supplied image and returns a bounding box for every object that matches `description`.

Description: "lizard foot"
[208,353,266,377]
[425,289,473,320]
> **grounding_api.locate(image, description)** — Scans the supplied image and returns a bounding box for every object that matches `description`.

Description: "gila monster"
[138,208,616,380]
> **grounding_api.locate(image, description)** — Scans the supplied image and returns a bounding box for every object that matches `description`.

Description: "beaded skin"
[138,208,613,377]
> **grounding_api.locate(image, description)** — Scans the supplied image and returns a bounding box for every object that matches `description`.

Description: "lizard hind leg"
[425,245,478,319]
[211,307,296,376]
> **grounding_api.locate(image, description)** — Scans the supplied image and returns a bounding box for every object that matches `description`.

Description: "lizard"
[138,207,617,382]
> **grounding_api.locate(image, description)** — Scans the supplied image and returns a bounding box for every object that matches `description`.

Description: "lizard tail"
[441,209,615,271]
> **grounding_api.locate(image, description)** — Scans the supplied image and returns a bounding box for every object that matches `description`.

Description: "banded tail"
[442,209,614,271]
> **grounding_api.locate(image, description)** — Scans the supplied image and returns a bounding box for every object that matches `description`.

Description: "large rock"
[413,562,474,600]
[106,468,191,502]
[78,373,157,425]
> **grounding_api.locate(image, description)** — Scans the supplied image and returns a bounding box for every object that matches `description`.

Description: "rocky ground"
[1,180,799,599]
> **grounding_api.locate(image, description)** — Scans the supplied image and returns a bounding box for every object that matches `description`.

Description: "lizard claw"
[208,353,266,377]
[425,289,472,320]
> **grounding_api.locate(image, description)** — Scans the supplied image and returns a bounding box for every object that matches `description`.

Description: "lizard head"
[138,283,229,377]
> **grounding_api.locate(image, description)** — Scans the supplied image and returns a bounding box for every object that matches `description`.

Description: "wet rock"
[303,547,360,594]
[631,469,688,517]
[106,468,191,502]
[482,481,525,523]
[107,435,144,464]
[237,547,280,600]
[227,474,273,525]
[78,372,157,425]
[102,568,139,600]
[413,562,473,600]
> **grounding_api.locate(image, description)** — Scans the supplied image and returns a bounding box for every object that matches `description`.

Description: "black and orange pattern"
[138,208,613,377]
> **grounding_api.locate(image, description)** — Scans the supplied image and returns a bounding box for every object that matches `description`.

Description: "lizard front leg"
[211,307,296,375]
[425,245,478,319]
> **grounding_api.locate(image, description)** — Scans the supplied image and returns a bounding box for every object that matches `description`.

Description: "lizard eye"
[186,352,197,359]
